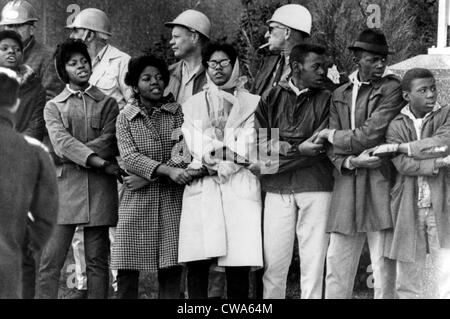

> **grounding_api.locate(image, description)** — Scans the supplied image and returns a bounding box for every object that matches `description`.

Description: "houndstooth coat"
[111,97,188,271]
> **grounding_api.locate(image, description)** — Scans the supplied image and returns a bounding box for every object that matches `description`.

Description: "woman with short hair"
[112,55,193,299]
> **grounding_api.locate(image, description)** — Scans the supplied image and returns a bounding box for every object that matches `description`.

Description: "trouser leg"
[325,232,366,299]
[71,226,87,290]
[186,260,211,299]
[117,269,139,299]
[262,192,296,299]
[295,192,331,299]
[425,208,450,299]
[367,231,397,299]
[22,224,36,299]
[37,225,76,299]
[226,267,250,299]
[109,226,118,292]
[159,266,183,299]
[208,264,226,299]
[84,226,109,299]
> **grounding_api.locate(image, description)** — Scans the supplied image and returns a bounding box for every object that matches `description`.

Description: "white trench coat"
[178,86,263,267]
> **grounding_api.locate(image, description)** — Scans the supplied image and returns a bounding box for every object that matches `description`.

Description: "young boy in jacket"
[384,68,450,299]
[253,43,333,299]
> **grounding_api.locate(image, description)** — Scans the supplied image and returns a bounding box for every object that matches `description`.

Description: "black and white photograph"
[1,0,449,309]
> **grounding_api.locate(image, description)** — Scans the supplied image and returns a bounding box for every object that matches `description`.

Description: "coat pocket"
[90,117,102,129]
[96,75,116,93]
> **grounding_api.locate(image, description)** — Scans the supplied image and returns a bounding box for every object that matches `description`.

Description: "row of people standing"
[2,0,450,300]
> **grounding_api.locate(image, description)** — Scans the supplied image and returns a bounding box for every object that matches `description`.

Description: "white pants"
[72,226,117,291]
[397,207,450,299]
[325,231,396,299]
[263,192,332,299]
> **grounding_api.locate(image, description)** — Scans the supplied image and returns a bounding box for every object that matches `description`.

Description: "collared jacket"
[0,110,58,299]
[15,64,46,141]
[251,54,283,98]
[89,44,132,110]
[44,86,119,226]
[165,60,207,103]
[385,105,450,262]
[326,74,406,235]
[250,54,337,97]
[23,36,64,101]
[254,83,334,194]
[111,96,187,271]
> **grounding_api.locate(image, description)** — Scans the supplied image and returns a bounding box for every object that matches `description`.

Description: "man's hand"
[298,134,325,157]
[350,150,383,169]
[124,174,151,191]
[315,129,333,144]
[278,141,293,156]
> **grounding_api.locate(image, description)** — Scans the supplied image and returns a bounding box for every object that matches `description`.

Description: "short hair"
[401,68,435,92]
[124,55,170,96]
[290,43,326,65]
[0,30,24,52]
[54,39,92,84]
[202,42,238,69]
[0,67,19,108]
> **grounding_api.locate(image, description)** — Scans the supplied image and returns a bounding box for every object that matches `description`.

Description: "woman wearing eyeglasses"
[178,42,263,299]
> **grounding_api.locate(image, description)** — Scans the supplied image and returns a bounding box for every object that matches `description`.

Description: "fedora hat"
[348,29,394,55]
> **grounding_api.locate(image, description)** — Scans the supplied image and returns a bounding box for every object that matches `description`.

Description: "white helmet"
[65,8,111,36]
[0,0,38,25]
[165,9,211,39]
[267,4,312,36]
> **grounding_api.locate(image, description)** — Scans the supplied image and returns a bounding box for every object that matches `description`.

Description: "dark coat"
[250,54,338,97]
[385,105,450,262]
[111,97,187,271]
[0,110,58,299]
[14,65,46,141]
[327,74,406,234]
[23,36,65,101]
[44,86,119,226]
[251,54,281,97]
[254,83,334,194]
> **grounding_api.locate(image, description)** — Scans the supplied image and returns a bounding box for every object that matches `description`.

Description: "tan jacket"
[385,105,450,262]
[327,74,406,234]
[89,45,132,110]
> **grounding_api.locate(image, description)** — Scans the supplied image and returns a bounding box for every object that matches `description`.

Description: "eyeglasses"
[206,59,231,69]
[268,25,288,33]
